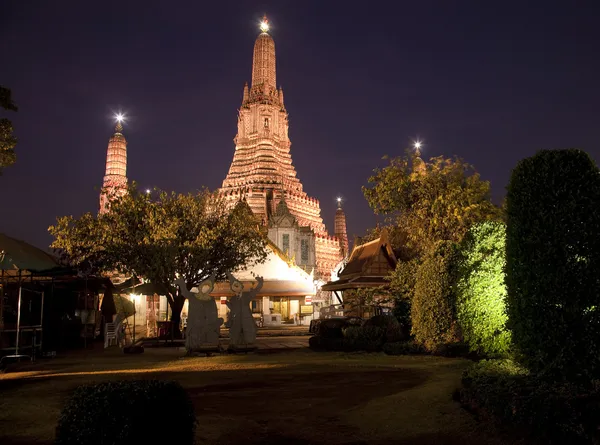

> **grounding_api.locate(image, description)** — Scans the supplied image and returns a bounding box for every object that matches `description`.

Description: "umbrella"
[0,233,60,273]
[100,283,117,321]
[113,294,136,318]
[0,233,60,365]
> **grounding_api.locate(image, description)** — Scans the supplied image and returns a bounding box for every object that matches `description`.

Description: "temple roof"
[321,229,397,291]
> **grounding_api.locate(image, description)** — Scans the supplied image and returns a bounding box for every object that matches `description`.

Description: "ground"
[0,342,526,445]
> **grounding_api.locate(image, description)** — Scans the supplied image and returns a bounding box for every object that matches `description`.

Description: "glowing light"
[414,140,422,150]
[337,197,342,203]
[115,113,125,123]
[146,189,151,194]
[260,16,269,33]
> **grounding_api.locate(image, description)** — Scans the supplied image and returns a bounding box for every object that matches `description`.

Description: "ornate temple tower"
[99,118,128,214]
[220,17,344,282]
[335,199,349,259]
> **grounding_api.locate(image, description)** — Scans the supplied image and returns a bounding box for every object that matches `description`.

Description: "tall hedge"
[411,241,460,350]
[455,221,510,356]
[506,149,600,378]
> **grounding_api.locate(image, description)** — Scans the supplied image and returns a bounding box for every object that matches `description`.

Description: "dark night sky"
[1,1,599,250]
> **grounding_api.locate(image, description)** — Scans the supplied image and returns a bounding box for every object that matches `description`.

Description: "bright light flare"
[146,189,151,194]
[414,140,422,150]
[115,113,125,123]
[336,197,342,203]
[260,17,269,33]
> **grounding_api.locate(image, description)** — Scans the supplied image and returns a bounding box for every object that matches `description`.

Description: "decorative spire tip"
[114,113,125,132]
[260,15,269,33]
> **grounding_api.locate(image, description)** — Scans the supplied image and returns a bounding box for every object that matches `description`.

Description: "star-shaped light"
[260,15,269,33]
[115,113,125,123]
[414,140,422,150]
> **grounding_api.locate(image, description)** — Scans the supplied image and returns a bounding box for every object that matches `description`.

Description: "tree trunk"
[169,294,185,339]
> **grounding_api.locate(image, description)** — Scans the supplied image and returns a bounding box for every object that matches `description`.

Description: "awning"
[211,280,315,297]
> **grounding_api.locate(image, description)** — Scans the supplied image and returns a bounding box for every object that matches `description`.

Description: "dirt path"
[0,349,523,444]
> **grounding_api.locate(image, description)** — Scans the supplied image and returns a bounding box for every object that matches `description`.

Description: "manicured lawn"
[0,348,522,444]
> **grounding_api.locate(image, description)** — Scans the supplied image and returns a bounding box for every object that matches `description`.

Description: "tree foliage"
[411,241,460,350]
[506,149,600,378]
[0,86,18,174]
[455,221,510,356]
[49,186,268,327]
[363,150,501,256]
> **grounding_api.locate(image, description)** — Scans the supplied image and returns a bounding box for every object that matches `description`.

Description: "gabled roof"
[321,229,397,291]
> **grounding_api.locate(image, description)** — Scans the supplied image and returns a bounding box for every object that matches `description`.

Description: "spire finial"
[336,197,343,209]
[115,113,125,132]
[413,139,422,157]
[260,15,269,33]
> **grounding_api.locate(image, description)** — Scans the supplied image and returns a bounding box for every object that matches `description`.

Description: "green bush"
[383,340,425,355]
[55,380,196,445]
[458,359,600,443]
[411,241,460,350]
[506,149,600,378]
[455,221,510,356]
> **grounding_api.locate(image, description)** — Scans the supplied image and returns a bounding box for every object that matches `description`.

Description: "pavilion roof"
[321,229,397,292]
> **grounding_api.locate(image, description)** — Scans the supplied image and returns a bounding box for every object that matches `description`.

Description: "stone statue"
[226,273,263,350]
[175,276,223,354]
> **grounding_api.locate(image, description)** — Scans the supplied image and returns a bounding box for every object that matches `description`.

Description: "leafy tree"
[455,221,510,356]
[363,150,501,256]
[411,241,460,350]
[0,86,18,174]
[506,149,600,378]
[49,186,268,333]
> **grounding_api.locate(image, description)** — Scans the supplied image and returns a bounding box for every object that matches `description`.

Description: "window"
[264,117,269,127]
[301,239,309,264]
[282,233,290,254]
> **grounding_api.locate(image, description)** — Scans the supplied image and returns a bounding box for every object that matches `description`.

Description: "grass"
[0,347,524,444]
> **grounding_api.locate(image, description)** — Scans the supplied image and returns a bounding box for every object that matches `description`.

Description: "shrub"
[363,315,406,342]
[55,380,196,445]
[455,221,510,356]
[411,241,460,350]
[315,319,348,339]
[342,325,385,352]
[458,359,600,443]
[383,340,425,355]
[431,342,472,358]
[389,259,419,332]
[506,149,600,378]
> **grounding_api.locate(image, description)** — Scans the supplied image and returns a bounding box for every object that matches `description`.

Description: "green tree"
[411,241,460,350]
[455,221,510,356]
[506,149,600,378]
[363,150,501,256]
[49,186,268,333]
[0,86,18,174]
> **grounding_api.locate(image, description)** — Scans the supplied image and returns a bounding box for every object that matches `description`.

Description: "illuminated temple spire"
[99,115,128,214]
[335,198,349,258]
[220,17,344,281]
[252,15,276,92]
